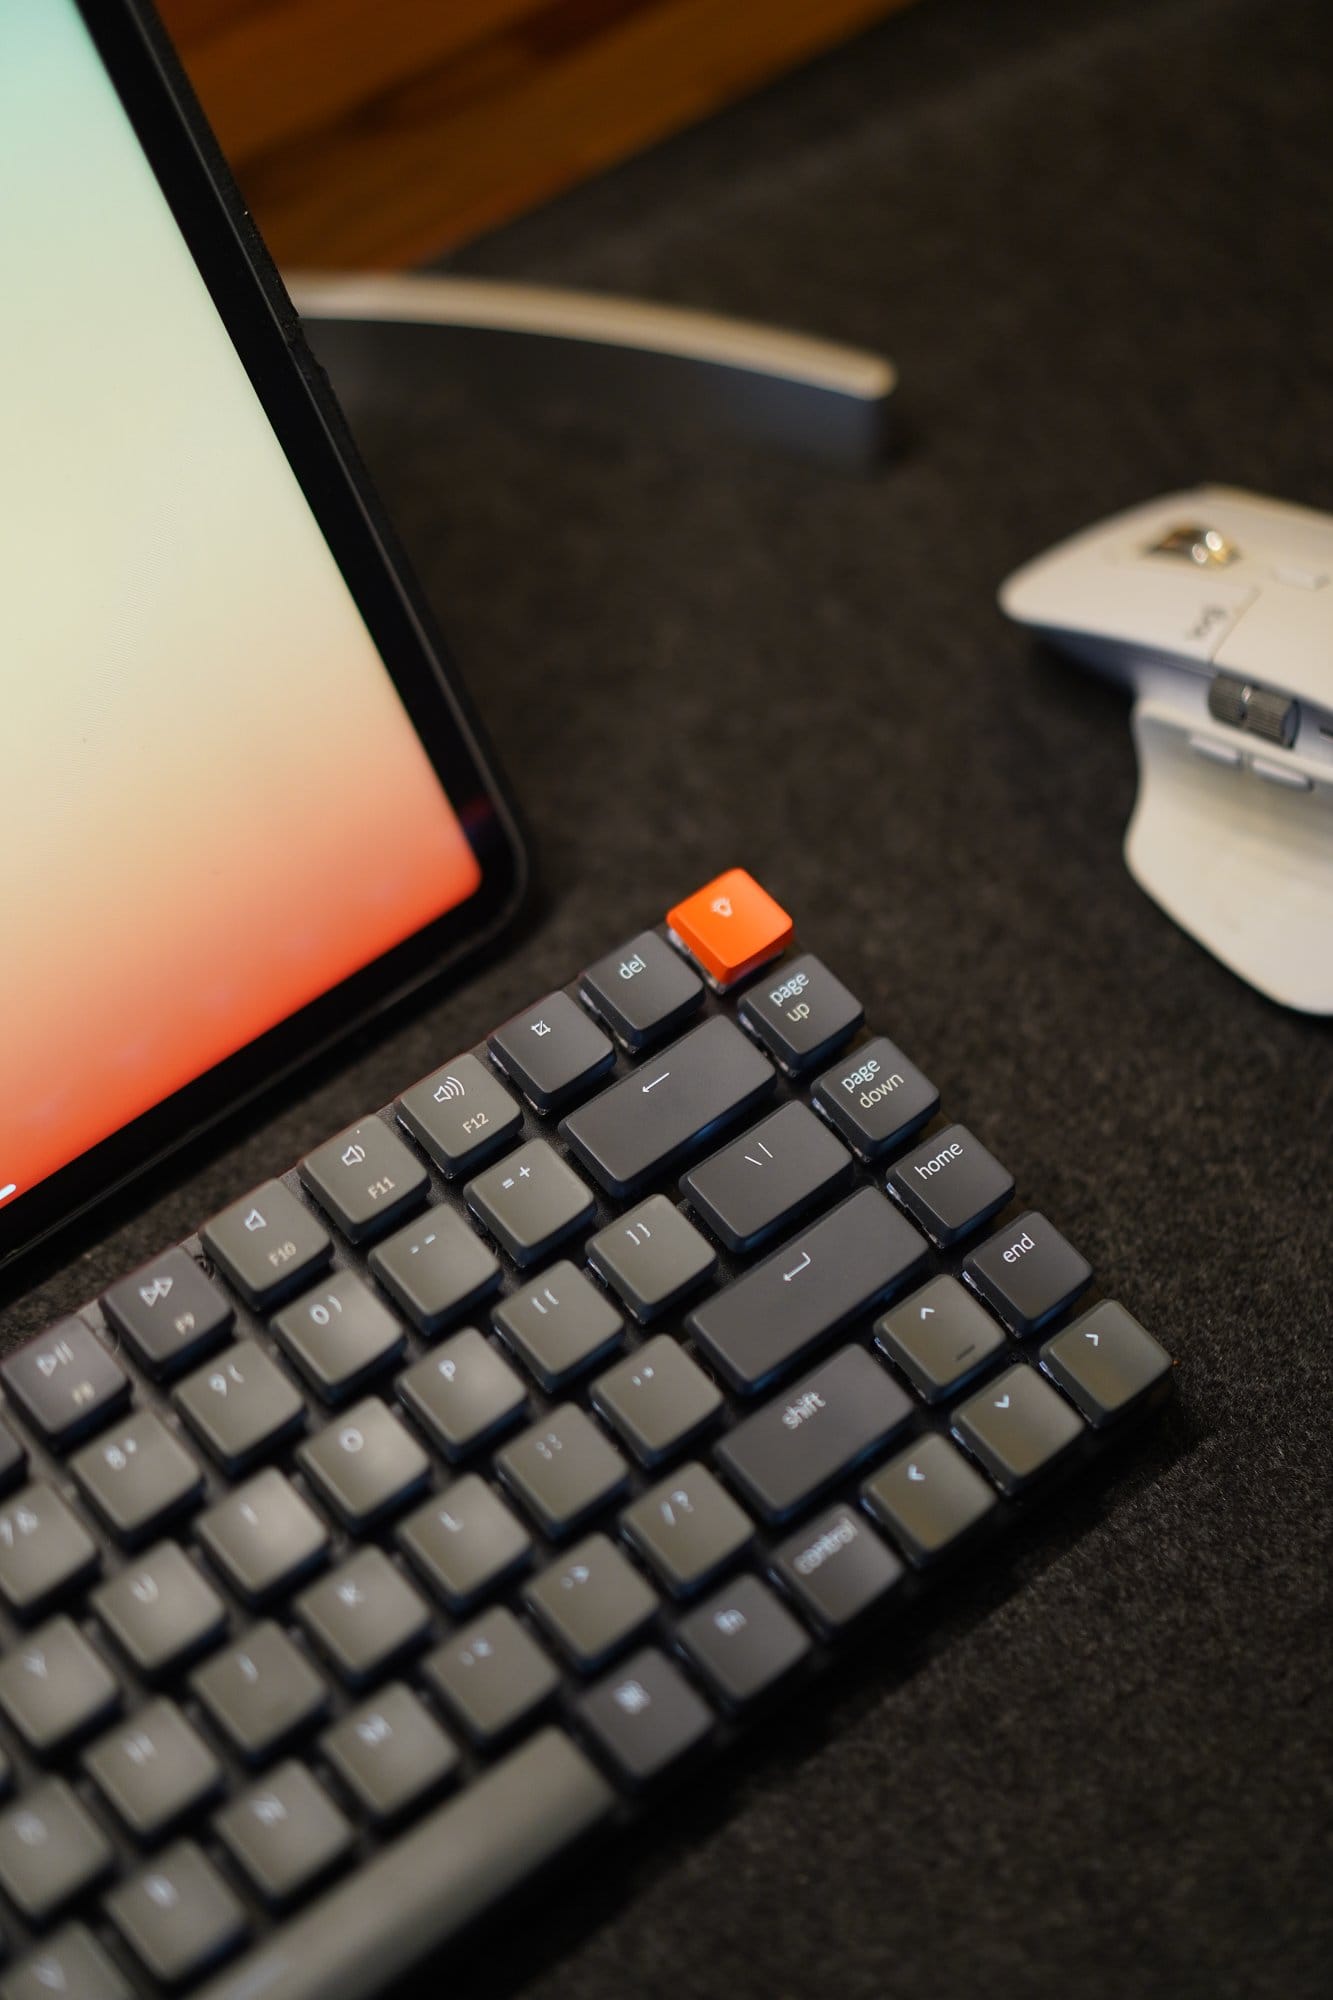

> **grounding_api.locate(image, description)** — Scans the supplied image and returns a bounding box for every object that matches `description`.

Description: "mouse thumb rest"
[1126,690,1333,1015]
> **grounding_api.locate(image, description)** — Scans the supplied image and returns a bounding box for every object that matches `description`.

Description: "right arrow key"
[1039,1302,1173,1427]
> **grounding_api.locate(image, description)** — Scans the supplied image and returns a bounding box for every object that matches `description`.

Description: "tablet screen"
[0,0,486,1217]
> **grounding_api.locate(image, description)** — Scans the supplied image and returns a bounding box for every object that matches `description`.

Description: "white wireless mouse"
[1000,486,1333,1014]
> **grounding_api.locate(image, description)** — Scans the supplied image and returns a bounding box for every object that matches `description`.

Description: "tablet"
[0,0,528,1276]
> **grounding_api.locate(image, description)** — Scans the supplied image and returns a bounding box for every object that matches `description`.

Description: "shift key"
[560,1017,773,1200]
[687,1188,928,1392]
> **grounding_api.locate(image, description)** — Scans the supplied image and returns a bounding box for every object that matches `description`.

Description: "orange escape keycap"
[666,870,793,988]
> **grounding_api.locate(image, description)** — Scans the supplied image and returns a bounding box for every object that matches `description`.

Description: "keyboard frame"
[0,911,1175,1993]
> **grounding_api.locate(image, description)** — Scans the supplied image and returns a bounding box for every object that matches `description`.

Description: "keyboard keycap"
[811,1036,940,1158]
[0,1617,119,1757]
[93,1543,227,1678]
[525,1534,658,1671]
[105,1841,248,1987]
[1,1322,129,1450]
[1040,1300,1173,1426]
[297,1398,430,1532]
[423,1608,559,1748]
[874,1274,1007,1403]
[321,1685,458,1825]
[0,1485,99,1619]
[715,1345,913,1524]
[4,1925,133,2000]
[189,1732,612,2000]
[495,1406,629,1538]
[70,1410,204,1545]
[296,1549,431,1687]
[191,1625,329,1764]
[560,1016,774,1201]
[397,1477,531,1612]
[396,1329,526,1460]
[586,1196,717,1321]
[369,1208,501,1335]
[488,992,614,1113]
[465,1141,596,1268]
[272,1273,406,1403]
[963,1210,1092,1334]
[581,931,704,1049]
[952,1364,1085,1493]
[887,1123,1015,1246]
[102,1248,234,1379]
[771,1503,903,1635]
[861,1433,998,1565]
[688,1187,928,1393]
[299,1119,429,1244]
[0,1417,27,1495]
[681,1100,852,1253]
[215,1763,352,1910]
[577,1648,711,1788]
[666,869,792,988]
[737,953,863,1071]
[84,1699,222,1840]
[201,1180,333,1310]
[174,1340,306,1475]
[396,1053,523,1177]
[676,1575,811,1709]
[0,1780,113,1924]
[492,1262,624,1390]
[591,1334,723,1466]
[198,1472,329,1608]
[620,1464,753,1596]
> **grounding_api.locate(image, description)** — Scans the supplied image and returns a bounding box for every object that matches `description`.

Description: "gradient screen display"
[0,0,482,1214]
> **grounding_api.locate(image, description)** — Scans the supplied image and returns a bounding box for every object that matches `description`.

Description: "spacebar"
[197,1730,615,2000]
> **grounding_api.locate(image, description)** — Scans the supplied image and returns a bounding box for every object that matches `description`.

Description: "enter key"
[687,1186,928,1392]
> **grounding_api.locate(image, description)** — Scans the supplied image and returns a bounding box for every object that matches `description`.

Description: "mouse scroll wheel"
[1148,524,1240,566]
[1207,674,1299,747]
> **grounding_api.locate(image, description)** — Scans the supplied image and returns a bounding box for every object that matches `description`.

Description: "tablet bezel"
[1,0,529,1279]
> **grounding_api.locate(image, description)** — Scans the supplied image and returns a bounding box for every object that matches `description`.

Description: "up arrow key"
[919,1305,935,1319]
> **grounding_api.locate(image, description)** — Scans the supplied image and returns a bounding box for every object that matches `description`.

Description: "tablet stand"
[288,274,895,466]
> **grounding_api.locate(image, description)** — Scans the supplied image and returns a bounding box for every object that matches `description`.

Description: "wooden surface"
[156,0,918,268]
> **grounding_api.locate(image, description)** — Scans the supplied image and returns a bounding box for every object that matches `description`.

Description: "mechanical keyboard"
[0,870,1174,1998]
